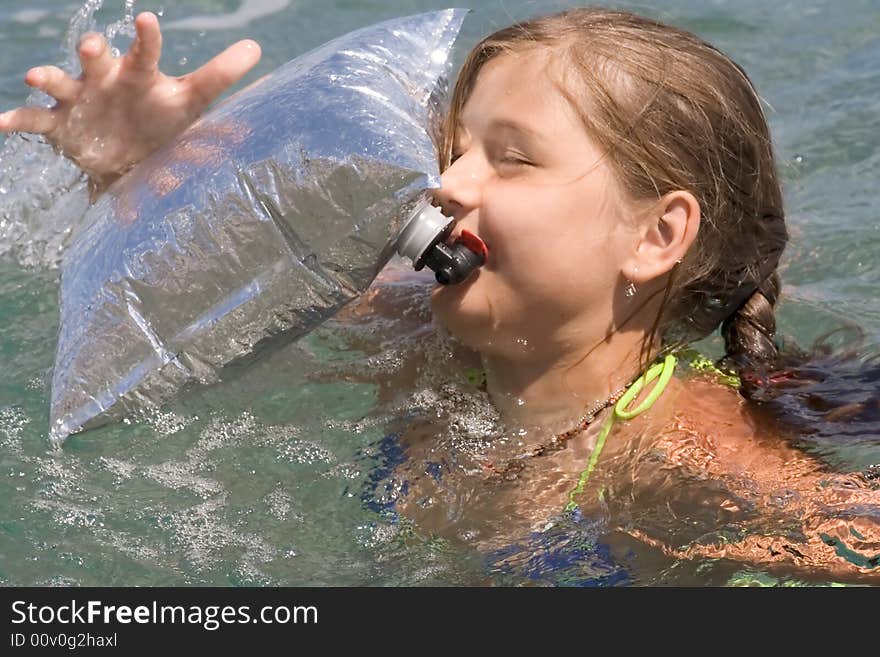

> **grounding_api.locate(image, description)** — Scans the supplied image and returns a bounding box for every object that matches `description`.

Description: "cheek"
[482,200,601,288]
[431,183,630,338]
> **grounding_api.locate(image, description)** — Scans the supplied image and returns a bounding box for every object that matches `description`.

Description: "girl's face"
[431,49,641,361]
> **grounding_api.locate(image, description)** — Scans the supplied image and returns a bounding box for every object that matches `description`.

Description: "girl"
[2,9,877,584]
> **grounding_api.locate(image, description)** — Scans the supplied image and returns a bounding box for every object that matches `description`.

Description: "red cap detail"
[456,229,488,263]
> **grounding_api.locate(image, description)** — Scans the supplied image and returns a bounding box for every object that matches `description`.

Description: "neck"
[482,328,654,433]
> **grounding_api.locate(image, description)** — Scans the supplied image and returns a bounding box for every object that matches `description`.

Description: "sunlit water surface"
[0,0,878,586]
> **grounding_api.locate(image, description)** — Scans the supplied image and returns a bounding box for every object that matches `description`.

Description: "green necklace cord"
[565,354,677,512]
[615,353,677,420]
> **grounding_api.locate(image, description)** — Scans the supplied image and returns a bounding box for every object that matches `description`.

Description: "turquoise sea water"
[0,0,878,586]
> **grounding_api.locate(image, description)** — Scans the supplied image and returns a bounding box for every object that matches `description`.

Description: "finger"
[125,12,162,74]
[78,32,115,80]
[0,107,58,135]
[25,66,81,103]
[186,39,261,107]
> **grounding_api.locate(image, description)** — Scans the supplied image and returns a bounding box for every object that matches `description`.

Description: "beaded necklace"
[479,355,677,485]
[479,375,634,478]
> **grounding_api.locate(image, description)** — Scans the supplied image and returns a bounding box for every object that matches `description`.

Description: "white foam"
[264,486,296,521]
[0,406,29,452]
[163,494,278,571]
[165,0,292,32]
[143,461,224,499]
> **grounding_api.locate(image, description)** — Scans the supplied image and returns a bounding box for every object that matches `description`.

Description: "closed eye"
[500,154,533,166]
[497,150,535,170]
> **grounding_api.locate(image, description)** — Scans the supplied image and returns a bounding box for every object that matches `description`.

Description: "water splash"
[104,0,137,57]
[61,0,105,72]
[62,0,138,70]
[0,1,139,269]
[0,134,86,269]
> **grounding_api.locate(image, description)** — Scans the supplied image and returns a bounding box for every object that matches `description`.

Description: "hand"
[0,12,261,200]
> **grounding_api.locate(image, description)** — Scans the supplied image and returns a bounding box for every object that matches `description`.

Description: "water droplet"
[157,7,164,17]
[178,57,188,67]
[794,154,804,164]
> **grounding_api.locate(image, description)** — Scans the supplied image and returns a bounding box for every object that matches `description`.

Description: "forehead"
[459,48,585,138]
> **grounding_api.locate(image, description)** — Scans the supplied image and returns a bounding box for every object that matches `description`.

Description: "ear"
[625,190,700,284]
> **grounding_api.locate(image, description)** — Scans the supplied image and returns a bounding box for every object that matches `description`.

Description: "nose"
[431,151,484,220]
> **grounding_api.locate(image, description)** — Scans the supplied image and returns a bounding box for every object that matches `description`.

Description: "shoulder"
[615,372,752,442]
[669,375,799,457]
[609,372,811,480]
[664,375,754,438]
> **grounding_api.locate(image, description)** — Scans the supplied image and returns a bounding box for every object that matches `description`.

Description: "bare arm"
[628,478,880,584]
[618,379,880,583]
[0,12,261,200]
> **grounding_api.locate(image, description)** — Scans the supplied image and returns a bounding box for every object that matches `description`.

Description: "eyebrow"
[455,118,544,145]
[487,119,543,141]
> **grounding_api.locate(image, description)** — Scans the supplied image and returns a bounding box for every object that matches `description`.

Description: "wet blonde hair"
[440,8,788,378]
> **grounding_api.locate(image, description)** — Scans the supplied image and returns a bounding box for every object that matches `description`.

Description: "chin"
[429,277,493,351]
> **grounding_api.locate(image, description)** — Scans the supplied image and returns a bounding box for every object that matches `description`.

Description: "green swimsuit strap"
[565,354,677,512]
